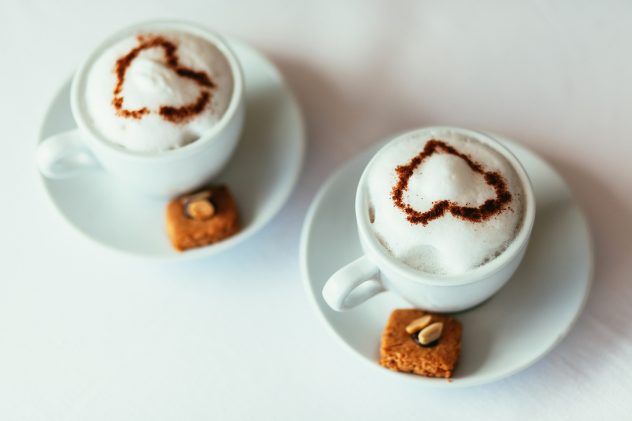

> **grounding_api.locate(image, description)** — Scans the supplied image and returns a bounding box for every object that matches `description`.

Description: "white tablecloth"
[1,1,631,419]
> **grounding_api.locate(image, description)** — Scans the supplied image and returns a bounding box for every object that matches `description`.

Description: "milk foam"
[367,129,525,275]
[84,31,233,152]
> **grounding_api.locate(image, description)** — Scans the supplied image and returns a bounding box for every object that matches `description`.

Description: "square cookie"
[379,309,462,378]
[166,185,240,251]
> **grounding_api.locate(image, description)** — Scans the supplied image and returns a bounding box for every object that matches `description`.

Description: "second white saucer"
[38,39,305,259]
[300,135,592,387]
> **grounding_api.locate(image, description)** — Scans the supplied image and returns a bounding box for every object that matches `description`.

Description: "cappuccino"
[366,129,525,275]
[84,30,234,152]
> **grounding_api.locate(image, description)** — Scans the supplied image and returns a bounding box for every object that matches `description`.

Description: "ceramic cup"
[322,127,536,312]
[36,20,245,198]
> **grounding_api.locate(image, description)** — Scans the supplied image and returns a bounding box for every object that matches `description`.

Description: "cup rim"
[355,126,536,287]
[69,19,244,162]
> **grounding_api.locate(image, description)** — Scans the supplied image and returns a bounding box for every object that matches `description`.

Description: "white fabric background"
[1,1,631,419]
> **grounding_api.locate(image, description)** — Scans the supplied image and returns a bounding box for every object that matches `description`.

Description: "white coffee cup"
[323,127,536,312]
[36,20,245,198]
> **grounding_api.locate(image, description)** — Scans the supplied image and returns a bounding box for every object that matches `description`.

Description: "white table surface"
[2,1,631,419]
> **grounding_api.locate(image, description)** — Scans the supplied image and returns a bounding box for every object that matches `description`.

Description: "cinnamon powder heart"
[391,140,512,225]
[112,34,216,123]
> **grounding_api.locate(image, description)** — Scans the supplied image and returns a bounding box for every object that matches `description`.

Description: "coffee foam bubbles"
[84,31,233,152]
[366,129,525,275]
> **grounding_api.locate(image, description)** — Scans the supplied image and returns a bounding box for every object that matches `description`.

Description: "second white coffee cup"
[36,20,245,198]
[322,127,536,312]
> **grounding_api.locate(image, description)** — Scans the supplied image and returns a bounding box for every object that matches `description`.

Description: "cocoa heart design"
[391,140,512,225]
[112,34,216,123]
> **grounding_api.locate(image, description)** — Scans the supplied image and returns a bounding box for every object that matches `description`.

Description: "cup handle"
[322,256,386,311]
[36,129,99,178]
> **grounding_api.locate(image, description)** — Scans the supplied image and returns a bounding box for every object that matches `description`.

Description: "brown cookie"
[379,309,462,378]
[166,185,240,251]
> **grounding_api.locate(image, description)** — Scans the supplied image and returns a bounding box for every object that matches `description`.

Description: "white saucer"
[38,40,305,260]
[300,136,592,387]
